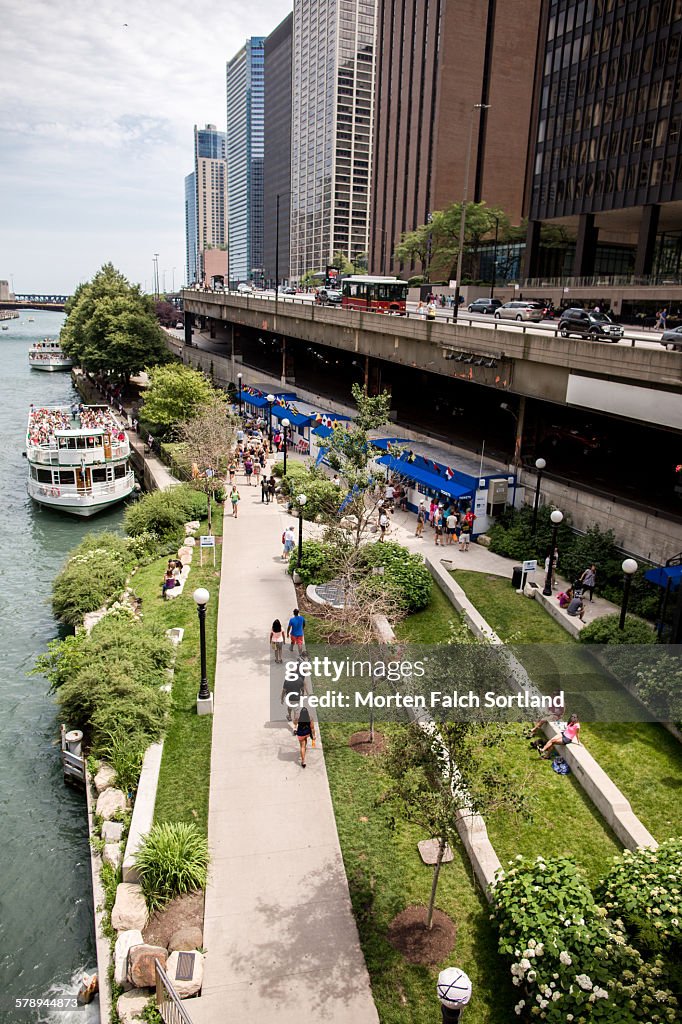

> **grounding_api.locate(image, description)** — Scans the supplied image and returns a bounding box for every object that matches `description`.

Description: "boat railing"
[29,474,135,500]
[28,441,130,464]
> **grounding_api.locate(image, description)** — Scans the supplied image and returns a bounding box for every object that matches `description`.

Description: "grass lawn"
[131,505,223,835]
[453,570,682,845]
[322,721,513,1024]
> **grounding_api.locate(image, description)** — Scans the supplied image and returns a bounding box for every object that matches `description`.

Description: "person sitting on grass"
[539,713,581,758]
[161,569,176,598]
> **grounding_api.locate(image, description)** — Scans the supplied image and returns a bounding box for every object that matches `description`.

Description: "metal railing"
[27,441,130,465]
[523,274,682,289]
[155,960,193,1024]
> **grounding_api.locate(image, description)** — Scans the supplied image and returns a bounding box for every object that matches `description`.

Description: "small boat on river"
[28,339,73,371]
[26,404,135,516]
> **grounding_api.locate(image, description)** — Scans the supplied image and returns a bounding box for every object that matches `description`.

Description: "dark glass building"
[526,0,682,280]
[263,14,293,287]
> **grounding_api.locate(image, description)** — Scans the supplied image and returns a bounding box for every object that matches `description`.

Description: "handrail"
[155,960,193,1024]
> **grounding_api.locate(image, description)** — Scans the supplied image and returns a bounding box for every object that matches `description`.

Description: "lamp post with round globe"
[437,966,472,1021]
[237,372,243,416]
[193,588,211,708]
[281,418,290,475]
[266,393,275,448]
[619,558,638,629]
[542,509,563,596]
[297,493,307,567]
[531,457,546,537]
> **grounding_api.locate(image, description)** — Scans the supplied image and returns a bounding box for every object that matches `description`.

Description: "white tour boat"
[28,339,74,371]
[26,404,136,516]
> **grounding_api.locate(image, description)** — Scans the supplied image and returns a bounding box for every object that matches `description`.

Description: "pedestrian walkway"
[191,467,379,1024]
[127,433,178,490]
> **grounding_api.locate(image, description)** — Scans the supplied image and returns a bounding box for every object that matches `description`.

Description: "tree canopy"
[141,364,215,433]
[394,202,510,282]
[61,263,168,377]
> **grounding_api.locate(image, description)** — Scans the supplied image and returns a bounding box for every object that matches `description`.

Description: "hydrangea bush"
[492,855,677,1022]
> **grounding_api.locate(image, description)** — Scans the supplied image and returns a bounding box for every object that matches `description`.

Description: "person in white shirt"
[378,511,390,540]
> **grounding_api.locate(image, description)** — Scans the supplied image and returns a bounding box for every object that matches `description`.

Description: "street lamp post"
[452,104,490,321]
[281,417,290,475]
[297,493,307,567]
[542,509,563,596]
[237,372,243,416]
[266,393,275,449]
[437,967,472,1022]
[619,558,639,629]
[531,457,546,537]
[193,588,211,709]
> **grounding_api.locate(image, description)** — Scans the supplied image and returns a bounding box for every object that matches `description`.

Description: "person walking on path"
[446,510,458,545]
[230,485,240,518]
[261,476,270,503]
[244,456,253,485]
[656,307,668,330]
[270,618,285,663]
[253,460,262,486]
[434,508,444,546]
[415,503,425,537]
[268,475,277,502]
[295,706,316,768]
[378,509,390,541]
[287,607,306,652]
[281,658,308,725]
[579,564,597,601]
[282,525,295,560]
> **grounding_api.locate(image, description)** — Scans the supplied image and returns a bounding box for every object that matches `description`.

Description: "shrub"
[52,532,135,626]
[100,727,147,796]
[358,541,432,612]
[123,484,207,543]
[135,822,209,910]
[287,539,342,585]
[578,613,656,645]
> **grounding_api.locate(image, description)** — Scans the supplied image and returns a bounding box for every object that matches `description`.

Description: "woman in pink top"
[539,714,581,758]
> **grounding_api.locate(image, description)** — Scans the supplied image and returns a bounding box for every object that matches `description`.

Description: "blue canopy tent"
[644,560,682,642]
[270,405,313,427]
[377,454,474,502]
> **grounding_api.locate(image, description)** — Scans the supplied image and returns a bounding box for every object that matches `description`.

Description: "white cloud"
[0,0,292,292]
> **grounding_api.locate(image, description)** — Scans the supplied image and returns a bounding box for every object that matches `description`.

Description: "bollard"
[64,729,83,757]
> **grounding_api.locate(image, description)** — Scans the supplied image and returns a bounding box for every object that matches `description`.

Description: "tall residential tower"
[184,124,228,286]
[226,37,265,285]
[290,0,377,280]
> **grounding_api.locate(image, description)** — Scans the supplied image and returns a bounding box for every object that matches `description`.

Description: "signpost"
[200,534,216,567]
[519,558,538,593]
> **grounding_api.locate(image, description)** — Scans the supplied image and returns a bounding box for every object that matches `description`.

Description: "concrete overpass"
[182,289,682,431]
[0,295,70,311]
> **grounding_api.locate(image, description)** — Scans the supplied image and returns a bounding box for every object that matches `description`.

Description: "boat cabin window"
[36,468,52,484]
[58,436,101,450]
[59,471,75,485]
[114,464,127,479]
[92,467,108,483]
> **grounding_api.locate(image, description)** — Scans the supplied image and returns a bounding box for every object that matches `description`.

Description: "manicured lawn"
[322,721,513,1024]
[394,580,461,644]
[132,506,223,835]
[453,569,682,844]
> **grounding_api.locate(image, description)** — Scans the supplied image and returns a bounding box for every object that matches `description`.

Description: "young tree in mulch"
[380,719,528,964]
[176,392,237,534]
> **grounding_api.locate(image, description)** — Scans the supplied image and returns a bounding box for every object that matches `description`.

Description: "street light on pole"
[193,588,212,711]
[297,493,307,566]
[237,373,243,416]
[542,509,563,596]
[452,104,490,322]
[153,253,159,299]
[531,457,546,537]
[437,967,472,1022]
[266,393,275,449]
[281,417,290,475]
[619,558,639,629]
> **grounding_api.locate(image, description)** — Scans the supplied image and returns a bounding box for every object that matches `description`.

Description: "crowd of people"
[27,405,71,445]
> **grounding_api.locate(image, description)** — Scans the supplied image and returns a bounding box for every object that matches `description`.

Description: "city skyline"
[0,0,293,294]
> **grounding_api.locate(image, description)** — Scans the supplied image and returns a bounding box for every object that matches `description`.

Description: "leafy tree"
[154,300,178,326]
[141,364,215,433]
[394,202,510,281]
[61,263,167,377]
[176,392,237,532]
[578,613,656,645]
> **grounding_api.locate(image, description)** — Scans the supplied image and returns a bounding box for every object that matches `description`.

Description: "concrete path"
[192,470,379,1024]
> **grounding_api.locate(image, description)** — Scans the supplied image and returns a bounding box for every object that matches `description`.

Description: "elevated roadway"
[182,289,682,431]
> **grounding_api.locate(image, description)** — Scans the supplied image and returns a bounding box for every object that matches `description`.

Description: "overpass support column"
[184,314,193,348]
[634,204,660,278]
[281,337,287,385]
[574,214,598,278]
[364,354,370,390]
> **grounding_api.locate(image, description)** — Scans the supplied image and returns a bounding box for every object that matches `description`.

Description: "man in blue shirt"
[287,608,306,652]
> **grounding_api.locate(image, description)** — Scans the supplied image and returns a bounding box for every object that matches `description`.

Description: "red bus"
[341,275,408,314]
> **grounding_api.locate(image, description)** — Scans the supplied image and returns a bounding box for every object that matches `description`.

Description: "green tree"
[176,392,237,532]
[394,202,510,281]
[141,364,215,434]
[61,263,167,377]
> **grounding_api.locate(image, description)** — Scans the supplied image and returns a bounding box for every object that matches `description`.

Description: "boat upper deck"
[29,339,65,353]
[27,405,128,453]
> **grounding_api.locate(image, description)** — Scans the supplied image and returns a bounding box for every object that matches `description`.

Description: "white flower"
[566,1016,573,1021]
[563,919,571,927]
[559,951,572,966]
[512,977,521,986]
[552,992,561,1002]
[514,1001,525,1015]
[527,970,537,983]
[528,939,537,949]
[520,958,531,972]
[535,943,545,956]
[539,999,548,1009]
[593,987,608,1000]
[575,974,593,991]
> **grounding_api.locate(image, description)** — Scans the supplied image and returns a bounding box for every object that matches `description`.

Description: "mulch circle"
[143,890,205,949]
[349,730,387,756]
[386,905,456,966]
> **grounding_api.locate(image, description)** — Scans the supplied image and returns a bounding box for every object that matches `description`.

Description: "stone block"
[185,521,200,533]
[476,533,491,547]
[117,989,152,1024]
[168,926,203,952]
[111,884,148,932]
[166,950,204,998]
[94,763,117,793]
[165,627,184,645]
[185,536,197,548]
[128,944,167,988]
[96,787,126,820]
[103,843,122,870]
[114,930,143,987]
[417,838,454,865]
[102,820,123,843]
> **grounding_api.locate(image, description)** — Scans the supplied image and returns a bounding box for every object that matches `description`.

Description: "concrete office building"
[290,0,377,280]
[263,14,294,288]
[184,125,228,286]
[226,38,265,286]
[370,0,542,278]
[526,0,682,286]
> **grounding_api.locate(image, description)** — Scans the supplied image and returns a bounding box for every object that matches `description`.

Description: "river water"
[0,311,124,1022]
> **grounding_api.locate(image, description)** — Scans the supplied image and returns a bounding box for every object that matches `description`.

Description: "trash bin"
[511,565,523,589]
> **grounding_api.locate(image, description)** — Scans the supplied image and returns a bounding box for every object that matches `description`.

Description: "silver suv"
[494,301,544,322]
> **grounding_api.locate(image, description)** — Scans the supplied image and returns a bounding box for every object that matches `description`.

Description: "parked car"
[174,321,183,329]
[281,286,296,295]
[467,297,502,314]
[494,301,544,322]
[316,288,342,305]
[558,308,624,341]
[660,325,682,351]
[237,282,253,294]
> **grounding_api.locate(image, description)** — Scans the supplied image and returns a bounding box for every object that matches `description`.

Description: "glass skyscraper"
[226,37,265,285]
[185,172,197,285]
[290,0,377,280]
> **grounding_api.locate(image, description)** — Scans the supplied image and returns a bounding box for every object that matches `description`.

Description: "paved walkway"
[192,469,379,1024]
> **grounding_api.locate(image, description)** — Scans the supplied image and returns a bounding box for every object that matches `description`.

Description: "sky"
[0,0,293,295]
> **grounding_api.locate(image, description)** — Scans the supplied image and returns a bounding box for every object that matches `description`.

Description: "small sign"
[200,535,215,547]
[449,280,457,289]
[522,559,538,572]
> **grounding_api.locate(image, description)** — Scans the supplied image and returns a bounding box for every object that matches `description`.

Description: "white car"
[237,283,253,294]
[175,321,183,329]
